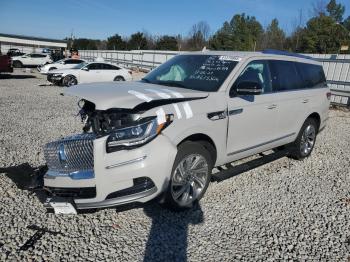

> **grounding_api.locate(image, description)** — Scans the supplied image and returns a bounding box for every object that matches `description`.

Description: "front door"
[79,63,104,83]
[226,60,278,160]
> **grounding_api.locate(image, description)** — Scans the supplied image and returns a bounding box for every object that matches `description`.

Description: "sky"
[0,0,350,40]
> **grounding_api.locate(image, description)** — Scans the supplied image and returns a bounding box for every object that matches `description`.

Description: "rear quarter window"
[295,63,326,88]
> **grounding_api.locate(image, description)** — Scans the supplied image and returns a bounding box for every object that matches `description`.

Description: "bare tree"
[310,0,327,17]
[187,21,211,50]
[291,9,306,51]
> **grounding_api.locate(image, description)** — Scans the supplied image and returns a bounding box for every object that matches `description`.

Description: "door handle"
[267,104,277,109]
[302,99,309,103]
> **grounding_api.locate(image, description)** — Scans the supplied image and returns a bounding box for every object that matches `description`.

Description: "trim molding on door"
[227,132,295,156]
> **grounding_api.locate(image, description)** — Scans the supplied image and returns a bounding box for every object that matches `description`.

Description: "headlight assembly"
[106,115,172,153]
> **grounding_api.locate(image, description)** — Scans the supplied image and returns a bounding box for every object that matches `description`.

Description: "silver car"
[42,51,330,213]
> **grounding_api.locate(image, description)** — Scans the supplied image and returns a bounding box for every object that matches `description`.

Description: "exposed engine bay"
[78,99,141,136]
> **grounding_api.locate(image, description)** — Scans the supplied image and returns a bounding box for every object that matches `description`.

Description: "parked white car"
[47,61,132,86]
[38,58,85,74]
[12,53,52,68]
[41,51,330,213]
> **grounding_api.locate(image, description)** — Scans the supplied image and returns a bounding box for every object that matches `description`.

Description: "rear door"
[226,59,279,160]
[101,64,122,81]
[268,60,309,143]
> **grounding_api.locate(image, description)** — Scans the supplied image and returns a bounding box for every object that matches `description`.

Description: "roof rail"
[262,49,314,60]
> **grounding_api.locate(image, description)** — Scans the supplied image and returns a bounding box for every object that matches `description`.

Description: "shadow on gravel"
[0,163,46,190]
[142,202,203,262]
[0,74,36,79]
[212,149,290,182]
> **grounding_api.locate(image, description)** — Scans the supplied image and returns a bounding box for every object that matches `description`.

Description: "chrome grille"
[44,134,95,173]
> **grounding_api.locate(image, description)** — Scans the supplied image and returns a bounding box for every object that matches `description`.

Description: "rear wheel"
[114,76,125,81]
[288,118,318,160]
[163,141,213,211]
[62,75,77,87]
[13,61,23,68]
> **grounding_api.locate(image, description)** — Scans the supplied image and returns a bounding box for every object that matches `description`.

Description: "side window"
[72,59,84,64]
[66,59,83,64]
[295,63,326,88]
[110,65,120,70]
[231,60,272,96]
[269,60,302,92]
[64,59,74,64]
[87,63,100,70]
[101,64,113,70]
[32,54,45,58]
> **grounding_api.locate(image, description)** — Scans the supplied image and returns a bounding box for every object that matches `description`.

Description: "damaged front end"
[77,99,173,153]
[43,98,173,180]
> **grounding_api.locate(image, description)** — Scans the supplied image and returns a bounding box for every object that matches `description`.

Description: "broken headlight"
[106,116,172,153]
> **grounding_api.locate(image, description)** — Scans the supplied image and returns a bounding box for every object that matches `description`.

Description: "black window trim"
[229,59,327,98]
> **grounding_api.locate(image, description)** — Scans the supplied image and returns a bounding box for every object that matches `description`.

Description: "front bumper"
[47,74,63,83]
[43,134,177,209]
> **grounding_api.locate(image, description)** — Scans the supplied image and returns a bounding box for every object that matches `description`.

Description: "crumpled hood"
[65,81,209,110]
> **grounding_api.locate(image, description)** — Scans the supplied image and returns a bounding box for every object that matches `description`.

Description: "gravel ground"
[0,69,349,261]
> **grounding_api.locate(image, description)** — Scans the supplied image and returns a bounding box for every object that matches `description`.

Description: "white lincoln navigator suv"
[42,50,330,213]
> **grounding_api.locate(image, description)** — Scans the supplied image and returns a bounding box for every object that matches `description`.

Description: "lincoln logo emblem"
[58,144,67,167]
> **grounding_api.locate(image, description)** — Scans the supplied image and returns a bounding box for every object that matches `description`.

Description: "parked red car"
[0,54,13,73]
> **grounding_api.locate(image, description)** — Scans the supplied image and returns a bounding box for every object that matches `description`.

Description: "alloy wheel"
[171,154,209,207]
[300,124,316,156]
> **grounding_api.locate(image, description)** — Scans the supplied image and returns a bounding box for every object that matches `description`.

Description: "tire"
[62,75,77,87]
[288,118,318,160]
[163,141,213,211]
[13,61,23,68]
[114,76,125,81]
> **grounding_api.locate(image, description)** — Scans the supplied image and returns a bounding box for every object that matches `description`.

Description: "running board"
[211,149,290,182]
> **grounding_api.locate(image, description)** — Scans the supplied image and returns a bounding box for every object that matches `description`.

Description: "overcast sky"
[1,0,349,40]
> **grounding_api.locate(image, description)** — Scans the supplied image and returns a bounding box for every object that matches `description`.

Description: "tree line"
[69,0,350,54]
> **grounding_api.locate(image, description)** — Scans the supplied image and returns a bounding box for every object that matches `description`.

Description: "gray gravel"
[0,69,350,261]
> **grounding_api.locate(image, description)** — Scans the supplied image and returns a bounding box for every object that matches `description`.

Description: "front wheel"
[62,75,77,87]
[163,141,213,211]
[114,76,125,81]
[13,61,23,68]
[288,118,318,160]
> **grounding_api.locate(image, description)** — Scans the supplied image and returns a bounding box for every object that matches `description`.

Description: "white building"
[0,33,67,54]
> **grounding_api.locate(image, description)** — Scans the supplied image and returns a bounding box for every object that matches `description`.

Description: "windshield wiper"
[141,78,151,83]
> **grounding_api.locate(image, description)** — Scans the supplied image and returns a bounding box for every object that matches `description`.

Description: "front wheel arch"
[177,133,217,166]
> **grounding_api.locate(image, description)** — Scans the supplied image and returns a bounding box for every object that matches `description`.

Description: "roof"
[190,50,319,64]
[0,33,66,44]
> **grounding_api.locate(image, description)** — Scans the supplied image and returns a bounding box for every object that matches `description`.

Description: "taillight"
[326,92,332,100]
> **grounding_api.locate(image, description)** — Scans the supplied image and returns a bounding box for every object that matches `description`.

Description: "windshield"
[73,62,88,69]
[142,55,238,92]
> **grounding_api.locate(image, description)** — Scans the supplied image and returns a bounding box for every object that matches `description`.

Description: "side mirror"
[82,67,89,71]
[235,81,263,96]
